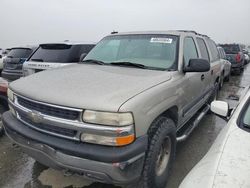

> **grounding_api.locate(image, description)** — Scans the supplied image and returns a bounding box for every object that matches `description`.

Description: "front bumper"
[2,111,147,184]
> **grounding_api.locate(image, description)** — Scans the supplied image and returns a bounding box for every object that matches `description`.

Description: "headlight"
[83,110,134,126]
[7,88,14,101]
[81,124,135,146]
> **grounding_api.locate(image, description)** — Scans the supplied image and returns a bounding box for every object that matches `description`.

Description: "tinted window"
[29,44,94,63]
[206,39,219,62]
[85,35,179,70]
[221,44,240,54]
[7,48,32,58]
[183,37,198,66]
[197,38,210,61]
[243,101,250,127]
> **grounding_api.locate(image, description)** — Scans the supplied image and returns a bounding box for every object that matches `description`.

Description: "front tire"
[142,117,176,188]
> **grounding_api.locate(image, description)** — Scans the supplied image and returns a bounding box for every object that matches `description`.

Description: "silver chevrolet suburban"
[3,30,223,188]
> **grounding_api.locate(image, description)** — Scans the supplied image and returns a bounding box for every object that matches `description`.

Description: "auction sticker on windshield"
[150,38,173,44]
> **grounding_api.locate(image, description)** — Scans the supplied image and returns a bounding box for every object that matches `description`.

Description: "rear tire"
[142,117,176,188]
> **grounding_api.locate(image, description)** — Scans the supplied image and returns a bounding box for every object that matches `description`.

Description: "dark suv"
[2,47,37,81]
[220,44,245,75]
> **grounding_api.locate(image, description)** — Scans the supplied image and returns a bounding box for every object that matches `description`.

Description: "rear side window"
[7,48,32,58]
[218,48,226,59]
[183,37,198,66]
[206,39,219,62]
[29,44,94,63]
[197,38,210,61]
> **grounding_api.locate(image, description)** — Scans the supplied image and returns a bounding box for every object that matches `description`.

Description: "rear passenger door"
[182,37,206,121]
[205,38,222,90]
[196,37,212,101]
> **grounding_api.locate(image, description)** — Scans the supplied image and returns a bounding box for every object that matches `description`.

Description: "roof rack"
[111,31,118,34]
[177,30,198,35]
[177,30,210,38]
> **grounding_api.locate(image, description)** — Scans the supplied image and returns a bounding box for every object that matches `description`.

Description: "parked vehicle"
[243,50,250,65]
[0,77,9,136]
[217,46,231,87]
[2,47,37,81]
[23,42,95,77]
[0,48,11,75]
[220,44,245,75]
[3,30,223,188]
[180,86,250,188]
[0,55,4,73]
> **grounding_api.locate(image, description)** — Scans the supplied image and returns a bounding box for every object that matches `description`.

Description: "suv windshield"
[29,44,94,63]
[221,44,240,54]
[84,34,179,70]
[7,48,32,58]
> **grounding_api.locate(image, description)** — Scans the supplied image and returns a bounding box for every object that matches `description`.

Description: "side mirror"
[211,101,230,119]
[79,53,87,62]
[184,59,210,73]
[0,55,2,59]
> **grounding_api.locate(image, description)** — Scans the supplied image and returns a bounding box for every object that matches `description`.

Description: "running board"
[177,104,210,142]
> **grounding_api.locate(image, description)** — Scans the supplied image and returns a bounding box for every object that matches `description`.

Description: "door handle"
[201,74,205,81]
[211,70,214,75]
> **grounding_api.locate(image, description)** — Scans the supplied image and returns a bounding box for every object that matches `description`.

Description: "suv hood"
[10,64,172,111]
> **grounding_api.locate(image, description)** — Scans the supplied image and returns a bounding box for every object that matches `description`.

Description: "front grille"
[17,96,80,120]
[18,111,77,137]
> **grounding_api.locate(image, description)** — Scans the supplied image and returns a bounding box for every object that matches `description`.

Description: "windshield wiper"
[81,59,105,65]
[110,61,147,69]
[31,58,44,62]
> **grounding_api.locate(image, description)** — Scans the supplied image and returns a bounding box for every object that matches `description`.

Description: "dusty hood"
[10,64,172,111]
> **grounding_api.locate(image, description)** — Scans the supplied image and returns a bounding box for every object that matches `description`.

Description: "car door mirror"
[184,59,210,72]
[0,55,2,59]
[79,53,87,62]
[211,101,231,120]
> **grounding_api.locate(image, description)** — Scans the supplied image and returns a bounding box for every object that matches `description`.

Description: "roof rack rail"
[111,31,118,34]
[177,30,198,35]
[177,30,210,38]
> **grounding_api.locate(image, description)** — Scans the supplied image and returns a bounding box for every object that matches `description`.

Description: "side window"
[222,49,226,59]
[183,37,198,66]
[207,39,220,62]
[197,38,210,61]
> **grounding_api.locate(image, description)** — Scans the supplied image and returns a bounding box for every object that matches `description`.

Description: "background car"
[217,46,231,87]
[180,86,250,188]
[220,43,245,75]
[243,49,250,64]
[0,77,9,136]
[0,54,3,74]
[22,42,95,76]
[1,46,37,81]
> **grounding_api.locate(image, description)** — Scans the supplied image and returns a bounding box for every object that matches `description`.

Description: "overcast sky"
[0,0,249,48]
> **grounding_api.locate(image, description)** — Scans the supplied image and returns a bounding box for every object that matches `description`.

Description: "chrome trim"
[15,93,83,112]
[17,112,79,141]
[10,96,135,141]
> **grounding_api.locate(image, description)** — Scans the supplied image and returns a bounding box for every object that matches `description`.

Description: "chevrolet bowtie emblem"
[28,110,43,123]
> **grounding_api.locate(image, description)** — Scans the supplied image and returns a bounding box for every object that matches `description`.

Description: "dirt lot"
[0,64,250,188]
